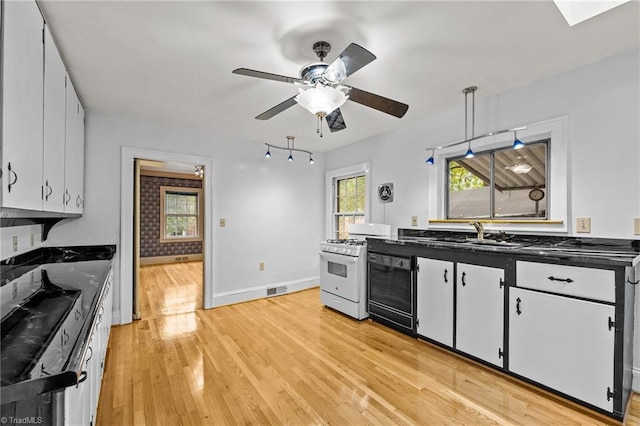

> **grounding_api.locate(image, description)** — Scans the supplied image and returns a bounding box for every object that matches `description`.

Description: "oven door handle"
[318,252,359,262]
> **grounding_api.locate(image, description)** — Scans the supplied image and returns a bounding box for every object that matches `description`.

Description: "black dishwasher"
[367,252,415,334]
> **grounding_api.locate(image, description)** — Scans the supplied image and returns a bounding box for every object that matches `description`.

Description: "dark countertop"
[0,245,115,403]
[371,229,640,268]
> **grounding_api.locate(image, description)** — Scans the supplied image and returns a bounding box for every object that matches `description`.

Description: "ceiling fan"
[232,41,409,136]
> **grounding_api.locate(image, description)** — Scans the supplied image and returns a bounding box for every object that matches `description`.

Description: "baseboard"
[213,277,319,307]
[140,253,203,265]
[633,368,640,392]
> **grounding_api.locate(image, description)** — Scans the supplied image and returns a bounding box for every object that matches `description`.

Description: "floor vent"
[267,286,288,296]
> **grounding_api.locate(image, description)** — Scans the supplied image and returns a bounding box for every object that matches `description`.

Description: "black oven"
[367,252,415,333]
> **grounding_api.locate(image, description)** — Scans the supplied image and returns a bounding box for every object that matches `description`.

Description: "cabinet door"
[43,24,67,212]
[456,263,504,366]
[416,258,454,347]
[64,78,85,213]
[509,287,614,412]
[2,0,44,210]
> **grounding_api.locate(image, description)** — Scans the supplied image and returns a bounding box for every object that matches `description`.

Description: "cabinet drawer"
[516,261,614,303]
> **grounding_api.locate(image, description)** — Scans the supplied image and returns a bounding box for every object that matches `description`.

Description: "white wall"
[326,48,640,239]
[45,111,325,320]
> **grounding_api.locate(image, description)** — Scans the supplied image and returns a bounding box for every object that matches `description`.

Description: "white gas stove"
[319,223,390,319]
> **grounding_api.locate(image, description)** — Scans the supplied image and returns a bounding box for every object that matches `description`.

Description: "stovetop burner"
[326,239,366,246]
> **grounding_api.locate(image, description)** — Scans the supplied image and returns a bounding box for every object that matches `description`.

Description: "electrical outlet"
[259,262,265,271]
[576,217,591,233]
[219,218,226,227]
[634,218,640,235]
[30,234,35,247]
[12,236,18,252]
[411,216,418,226]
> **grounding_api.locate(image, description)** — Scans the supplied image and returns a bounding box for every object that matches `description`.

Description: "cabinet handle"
[516,297,522,315]
[7,162,18,193]
[547,276,574,283]
[461,271,466,286]
[45,180,53,201]
[76,194,81,207]
[76,370,88,386]
[63,329,69,346]
[65,190,71,205]
[443,269,448,283]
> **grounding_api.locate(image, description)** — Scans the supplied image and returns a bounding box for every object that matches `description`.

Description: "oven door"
[319,251,362,302]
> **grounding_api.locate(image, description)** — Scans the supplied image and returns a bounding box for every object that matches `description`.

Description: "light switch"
[634,218,640,235]
[219,218,226,227]
[12,236,18,252]
[576,217,591,233]
[259,262,265,271]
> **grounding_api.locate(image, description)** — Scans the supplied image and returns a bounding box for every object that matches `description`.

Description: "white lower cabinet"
[509,287,615,412]
[456,263,504,367]
[416,258,454,347]
[64,267,113,425]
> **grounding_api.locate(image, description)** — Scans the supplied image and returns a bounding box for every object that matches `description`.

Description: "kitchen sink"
[465,238,522,248]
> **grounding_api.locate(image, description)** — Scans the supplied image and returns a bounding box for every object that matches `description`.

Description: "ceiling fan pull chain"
[317,115,324,137]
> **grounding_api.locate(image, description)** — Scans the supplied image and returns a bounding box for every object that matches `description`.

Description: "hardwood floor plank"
[97,261,640,425]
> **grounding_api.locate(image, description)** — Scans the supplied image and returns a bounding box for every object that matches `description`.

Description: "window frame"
[445,139,550,220]
[427,116,568,233]
[159,186,204,243]
[325,162,371,239]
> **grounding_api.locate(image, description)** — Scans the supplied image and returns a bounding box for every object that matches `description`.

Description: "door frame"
[120,147,214,324]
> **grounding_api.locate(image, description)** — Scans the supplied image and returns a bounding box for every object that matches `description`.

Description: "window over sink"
[447,140,549,220]
[427,116,567,233]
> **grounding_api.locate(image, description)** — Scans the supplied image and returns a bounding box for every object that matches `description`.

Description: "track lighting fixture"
[424,86,527,164]
[425,150,435,165]
[264,136,314,164]
[513,130,525,150]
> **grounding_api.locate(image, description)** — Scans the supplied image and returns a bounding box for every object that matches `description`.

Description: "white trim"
[120,147,215,324]
[324,162,372,239]
[213,277,318,307]
[427,116,568,234]
[633,368,640,393]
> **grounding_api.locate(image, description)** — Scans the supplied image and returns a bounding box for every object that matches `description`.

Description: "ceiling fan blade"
[255,96,298,120]
[324,43,376,83]
[325,108,347,133]
[346,86,409,118]
[232,68,306,85]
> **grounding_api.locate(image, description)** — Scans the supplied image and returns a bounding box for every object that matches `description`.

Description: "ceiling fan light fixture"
[323,58,347,83]
[295,84,349,116]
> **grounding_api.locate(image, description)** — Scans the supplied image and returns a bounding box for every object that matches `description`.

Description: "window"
[333,174,366,239]
[160,186,203,242]
[447,140,548,219]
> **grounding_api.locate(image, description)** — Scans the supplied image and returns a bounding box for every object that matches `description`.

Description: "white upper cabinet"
[1,0,85,215]
[64,77,85,214]
[1,0,45,210]
[43,24,67,213]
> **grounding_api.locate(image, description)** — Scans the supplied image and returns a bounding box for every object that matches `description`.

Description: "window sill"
[160,237,203,243]
[429,219,563,225]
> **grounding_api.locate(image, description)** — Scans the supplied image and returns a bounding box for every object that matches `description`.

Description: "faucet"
[470,222,484,240]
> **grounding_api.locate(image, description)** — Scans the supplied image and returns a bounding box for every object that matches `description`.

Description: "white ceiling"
[37,1,639,153]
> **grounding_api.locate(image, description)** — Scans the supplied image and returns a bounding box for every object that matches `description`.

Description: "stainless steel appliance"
[367,252,415,333]
[319,223,390,319]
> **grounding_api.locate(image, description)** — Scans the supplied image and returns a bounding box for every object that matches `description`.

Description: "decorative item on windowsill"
[194,165,204,178]
[264,136,314,164]
[424,86,526,165]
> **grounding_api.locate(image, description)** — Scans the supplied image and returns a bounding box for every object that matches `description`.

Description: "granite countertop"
[0,245,115,403]
[374,229,640,268]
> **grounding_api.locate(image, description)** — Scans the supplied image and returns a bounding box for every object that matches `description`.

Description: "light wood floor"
[97,261,640,425]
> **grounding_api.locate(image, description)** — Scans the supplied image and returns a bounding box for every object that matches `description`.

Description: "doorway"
[120,147,214,325]
[134,160,205,319]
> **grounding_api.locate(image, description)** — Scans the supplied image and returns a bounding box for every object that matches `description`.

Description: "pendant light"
[264,136,314,164]
[424,86,527,165]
